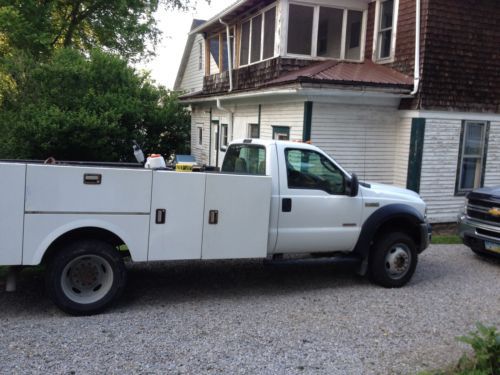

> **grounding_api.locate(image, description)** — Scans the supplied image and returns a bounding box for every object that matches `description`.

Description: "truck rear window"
[221,144,266,175]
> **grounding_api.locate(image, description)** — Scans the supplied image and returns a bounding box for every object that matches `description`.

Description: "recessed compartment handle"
[83,173,102,185]
[208,210,219,224]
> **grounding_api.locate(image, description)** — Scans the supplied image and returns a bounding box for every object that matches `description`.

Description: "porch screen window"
[317,7,343,58]
[272,126,290,141]
[251,14,262,63]
[263,7,276,59]
[377,0,394,59]
[456,121,489,194]
[240,21,250,66]
[345,10,363,60]
[209,37,220,73]
[287,4,314,55]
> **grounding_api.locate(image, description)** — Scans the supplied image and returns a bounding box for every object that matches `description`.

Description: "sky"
[135,0,234,89]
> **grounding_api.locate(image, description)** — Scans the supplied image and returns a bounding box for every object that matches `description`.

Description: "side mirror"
[348,173,359,197]
[220,145,227,152]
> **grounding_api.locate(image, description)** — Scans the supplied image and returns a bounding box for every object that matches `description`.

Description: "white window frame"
[456,121,489,195]
[239,3,278,68]
[372,0,399,63]
[284,2,367,62]
[248,123,260,138]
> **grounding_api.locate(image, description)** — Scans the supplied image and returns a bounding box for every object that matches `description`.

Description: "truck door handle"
[155,209,166,224]
[208,210,219,224]
[282,198,292,212]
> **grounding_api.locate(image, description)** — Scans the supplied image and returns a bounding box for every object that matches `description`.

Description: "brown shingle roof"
[268,60,413,88]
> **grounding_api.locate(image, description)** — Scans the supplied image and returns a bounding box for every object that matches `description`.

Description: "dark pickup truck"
[458,187,500,258]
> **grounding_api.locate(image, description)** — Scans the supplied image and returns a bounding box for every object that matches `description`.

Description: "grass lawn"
[431,235,463,245]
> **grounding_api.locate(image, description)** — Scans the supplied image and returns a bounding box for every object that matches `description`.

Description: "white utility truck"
[0,139,430,315]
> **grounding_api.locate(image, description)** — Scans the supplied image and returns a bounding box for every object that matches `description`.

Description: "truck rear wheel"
[369,232,417,288]
[45,239,127,315]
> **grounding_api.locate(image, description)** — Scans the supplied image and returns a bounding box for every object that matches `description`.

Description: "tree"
[0,49,190,161]
[0,0,196,60]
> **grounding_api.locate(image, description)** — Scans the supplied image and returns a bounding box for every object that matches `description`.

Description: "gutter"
[410,0,421,95]
[219,18,233,92]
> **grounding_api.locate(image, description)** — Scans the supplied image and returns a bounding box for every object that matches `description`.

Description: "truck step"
[264,254,362,267]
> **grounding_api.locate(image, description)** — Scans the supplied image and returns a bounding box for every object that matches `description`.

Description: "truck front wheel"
[45,239,127,315]
[369,232,417,288]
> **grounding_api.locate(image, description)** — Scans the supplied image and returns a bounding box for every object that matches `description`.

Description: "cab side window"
[221,144,266,175]
[285,149,345,194]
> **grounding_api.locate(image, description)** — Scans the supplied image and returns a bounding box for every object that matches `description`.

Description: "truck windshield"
[221,144,266,175]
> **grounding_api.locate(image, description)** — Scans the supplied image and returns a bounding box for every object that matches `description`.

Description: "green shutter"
[303,101,313,142]
[406,118,426,193]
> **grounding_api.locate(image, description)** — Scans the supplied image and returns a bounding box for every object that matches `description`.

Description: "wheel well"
[41,227,126,265]
[373,218,422,249]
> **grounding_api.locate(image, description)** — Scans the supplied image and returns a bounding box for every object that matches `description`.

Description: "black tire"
[369,232,418,288]
[45,239,127,315]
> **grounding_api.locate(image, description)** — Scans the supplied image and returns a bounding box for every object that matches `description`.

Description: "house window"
[198,126,203,145]
[317,7,343,58]
[240,6,276,66]
[376,0,395,60]
[287,4,366,61]
[248,123,260,138]
[221,124,229,149]
[209,36,221,73]
[456,121,489,194]
[198,42,202,70]
[206,29,235,75]
[345,10,363,60]
[272,126,290,141]
[287,4,314,55]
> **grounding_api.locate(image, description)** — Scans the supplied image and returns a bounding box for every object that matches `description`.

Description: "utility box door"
[202,174,272,260]
[0,163,26,265]
[25,165,152,214]
[148,171,206,261]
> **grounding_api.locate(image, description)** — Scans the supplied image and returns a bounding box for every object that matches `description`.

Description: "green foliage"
[0,0,196,60]
[0,49,190,161]
[457,323,500,375]
[420,324,500,375]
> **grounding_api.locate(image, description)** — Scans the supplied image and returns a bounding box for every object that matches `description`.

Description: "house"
[174,0,500,223]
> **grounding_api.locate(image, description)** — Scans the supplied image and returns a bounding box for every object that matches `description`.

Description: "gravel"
[0,244,499,375]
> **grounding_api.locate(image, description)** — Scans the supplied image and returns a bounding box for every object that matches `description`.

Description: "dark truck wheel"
[369,232,418,288]
[45,239,127,315]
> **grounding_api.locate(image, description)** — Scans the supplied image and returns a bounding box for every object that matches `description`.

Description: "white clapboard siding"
[419,116,500,223]
[393,117,411,187]
[232,104,260,140]
[311,103,399,184]
[179,34,205,94]
[260,102,304,140]
[190,106,211,165]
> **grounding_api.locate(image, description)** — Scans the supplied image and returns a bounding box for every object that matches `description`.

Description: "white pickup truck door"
[275,144,363,253]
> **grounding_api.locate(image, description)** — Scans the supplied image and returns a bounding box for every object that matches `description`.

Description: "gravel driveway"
[0,244,499,374]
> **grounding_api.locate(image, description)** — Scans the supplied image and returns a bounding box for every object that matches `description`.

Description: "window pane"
[209,37,220,71]
[317,7,343,58]
[285,149,345,194]
[345,10,363,60]
[378,29,392,59]
[460,157,481,190]
[221,145,266,175]
[240,21,250,66]
[287,4,314,55]
[464,123,484,155]
[380,0,394,29]
[263,7,276,59]
[273,126,290,140]
[251,14,262,63]
[249,124,259,138]
[221,124,228,147]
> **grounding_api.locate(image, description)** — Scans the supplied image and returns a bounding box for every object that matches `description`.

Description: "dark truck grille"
[467,199,500,224]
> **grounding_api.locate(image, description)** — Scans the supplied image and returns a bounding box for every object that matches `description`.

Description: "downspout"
[410,0,421,95]
[219,18,233,92]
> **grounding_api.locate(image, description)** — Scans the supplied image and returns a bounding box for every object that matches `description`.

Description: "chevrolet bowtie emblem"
[488,207,500,217]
